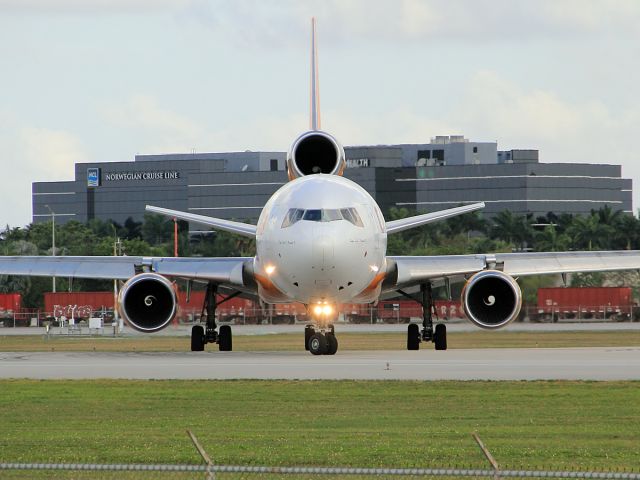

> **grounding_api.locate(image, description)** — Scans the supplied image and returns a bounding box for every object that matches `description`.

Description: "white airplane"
[3,18,640,355]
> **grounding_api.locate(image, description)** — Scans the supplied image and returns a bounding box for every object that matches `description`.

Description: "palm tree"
[554,213,575,235]
[594,205,623,228]
[10,240,39,256]
[614,214,640,250]
[388,207,439,250]
[535,224,571,252]
[141,213,172,245]
[567,214,614,250]
[443,211,487,237]
[123,217,143,240]
[0,275,31,294]
[490,210,520,244]
[490,210,533,250]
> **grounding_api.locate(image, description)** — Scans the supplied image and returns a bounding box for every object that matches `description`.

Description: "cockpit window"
[340,208,364,227]
[303,209,322,221]
[322,209,343,221]
[281,207,364,228]
[281,208,305,228]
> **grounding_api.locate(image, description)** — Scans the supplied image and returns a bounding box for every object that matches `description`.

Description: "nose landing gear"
[305,324,338,355]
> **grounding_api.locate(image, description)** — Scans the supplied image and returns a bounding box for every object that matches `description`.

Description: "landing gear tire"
[308,333,327,355]
[434,323,447,351]
[304,326,315,351]
[326,333,338,355]
[191,325,205,352]
[407,323,420,350]
[218,325,233,352]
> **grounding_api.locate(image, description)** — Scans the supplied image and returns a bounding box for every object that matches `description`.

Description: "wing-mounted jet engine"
[461,270,522,329]
[118,273,178,333]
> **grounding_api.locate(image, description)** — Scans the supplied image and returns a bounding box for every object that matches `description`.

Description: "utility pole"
[44,204,56,293]
[173,217,178,257]
[111,223,121,328]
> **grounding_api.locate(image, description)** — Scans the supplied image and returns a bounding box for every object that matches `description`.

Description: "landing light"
[370,265,379,272]
[265,264,276,275]
[313,303,333,316]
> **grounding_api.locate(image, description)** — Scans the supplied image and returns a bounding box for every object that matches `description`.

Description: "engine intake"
[118,273,177,333]
[287,130,346,179]
[461,270,522,329]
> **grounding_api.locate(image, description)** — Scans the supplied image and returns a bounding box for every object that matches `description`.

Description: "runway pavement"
[1,347,638,381]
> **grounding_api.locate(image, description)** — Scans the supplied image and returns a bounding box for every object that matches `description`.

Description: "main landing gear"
[305,324,338,355]
[191,283,238,352]
[404,283,447,351]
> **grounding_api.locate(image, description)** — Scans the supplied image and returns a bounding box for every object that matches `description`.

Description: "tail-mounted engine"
[118,273,178,332]
[461,270,522,329]
[287,130,346,180]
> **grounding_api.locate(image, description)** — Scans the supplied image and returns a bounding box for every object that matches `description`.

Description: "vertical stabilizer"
[310,17,321,131]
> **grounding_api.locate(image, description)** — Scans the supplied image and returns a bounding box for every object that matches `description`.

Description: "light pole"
[111,223,120,327]
[44,204,56,293]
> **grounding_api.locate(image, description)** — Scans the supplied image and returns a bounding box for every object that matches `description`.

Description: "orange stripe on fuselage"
[254,273,282,295]
[358,271,386,296]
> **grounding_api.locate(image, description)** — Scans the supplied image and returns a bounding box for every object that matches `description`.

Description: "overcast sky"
[1,0,639,228]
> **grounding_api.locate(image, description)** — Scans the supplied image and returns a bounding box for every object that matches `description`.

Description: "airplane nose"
[312,231,334,268]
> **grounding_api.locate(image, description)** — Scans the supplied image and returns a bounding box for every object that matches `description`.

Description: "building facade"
[32,136,633,227]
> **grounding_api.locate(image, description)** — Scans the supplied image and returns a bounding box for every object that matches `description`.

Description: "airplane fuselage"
[254,175,387,309]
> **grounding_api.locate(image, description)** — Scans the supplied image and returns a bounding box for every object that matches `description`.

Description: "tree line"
[387,205,640,256]
[1,205,638,307]
[0,215,254,306]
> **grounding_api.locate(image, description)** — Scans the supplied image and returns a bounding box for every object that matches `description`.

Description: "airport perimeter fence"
[2,461,640,479]
[2,433,639,480]
[3,304,639,330]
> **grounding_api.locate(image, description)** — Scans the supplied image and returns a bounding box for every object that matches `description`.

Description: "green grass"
[1,380,639,476]
[2,330,640,352]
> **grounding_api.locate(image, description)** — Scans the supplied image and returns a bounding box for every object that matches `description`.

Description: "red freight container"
[376,299,465,323]
[176,291,260,323]
[42,290,472,325]
[271,302,307,324]
[0,293,22,313]
[45,292,115,318]
[536,287,633,320]
[377,300,420,323]
[177,290,206,316]
[340,303,375,323]
[44,290,263,324]
[434,300,465,320]
[221,297,260,323]
[342,299,465,324]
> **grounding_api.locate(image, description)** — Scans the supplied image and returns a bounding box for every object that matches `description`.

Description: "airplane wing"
[385,203,485,234]
[385,250,640,290]
[0,255,254,287]
[146,205,257,238]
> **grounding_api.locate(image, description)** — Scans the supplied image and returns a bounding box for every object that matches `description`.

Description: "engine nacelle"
[287,130,346,180]
[118,273,177,333]
[461,270,522,329]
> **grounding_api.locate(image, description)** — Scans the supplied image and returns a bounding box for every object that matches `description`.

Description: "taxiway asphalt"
[1,347,638,381]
